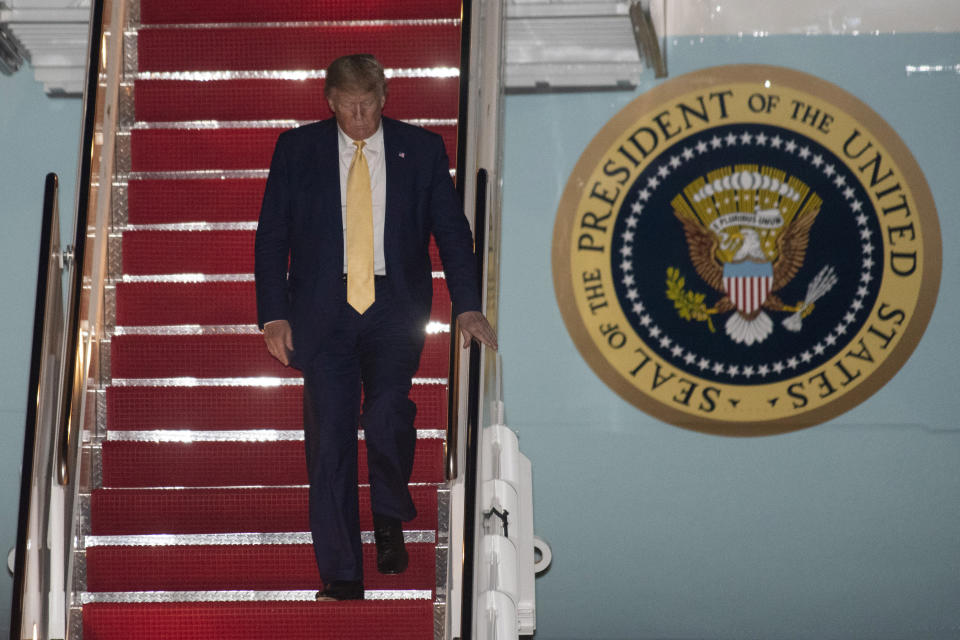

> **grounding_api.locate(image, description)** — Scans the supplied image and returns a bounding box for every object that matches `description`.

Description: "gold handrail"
[55,321,84,486]
[55,0,123,486]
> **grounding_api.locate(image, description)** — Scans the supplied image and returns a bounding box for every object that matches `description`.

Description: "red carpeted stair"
[105,384,448,431]
[135,77,460,123]
[90,486,439,536]
[85,542,438,592]
[82,1,465,638]
[100,439,445,488]
[113,276,450,325]
[82,601,434,640]
[128,126,458,173]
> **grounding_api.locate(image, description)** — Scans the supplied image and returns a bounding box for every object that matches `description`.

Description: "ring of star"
[615,128,877,381]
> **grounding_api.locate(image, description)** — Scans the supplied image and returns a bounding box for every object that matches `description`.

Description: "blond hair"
[324,54,387,98]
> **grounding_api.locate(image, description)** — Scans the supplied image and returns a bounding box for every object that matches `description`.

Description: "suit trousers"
[301,277,425,583]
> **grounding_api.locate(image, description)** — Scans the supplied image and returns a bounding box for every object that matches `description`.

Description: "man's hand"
[263,319,294,366]
[457,311,498,350]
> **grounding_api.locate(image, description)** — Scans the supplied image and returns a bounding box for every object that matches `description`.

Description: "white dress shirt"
[338,123,387,275]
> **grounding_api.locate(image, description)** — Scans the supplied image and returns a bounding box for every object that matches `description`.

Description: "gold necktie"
[346,140,374,313]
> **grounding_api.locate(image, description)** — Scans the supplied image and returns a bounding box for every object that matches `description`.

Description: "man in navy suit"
[255,54,496,601]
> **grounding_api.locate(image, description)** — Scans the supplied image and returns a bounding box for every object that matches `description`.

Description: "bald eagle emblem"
[669,165,837,345]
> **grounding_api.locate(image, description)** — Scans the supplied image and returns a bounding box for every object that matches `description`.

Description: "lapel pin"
[398,152,405,158]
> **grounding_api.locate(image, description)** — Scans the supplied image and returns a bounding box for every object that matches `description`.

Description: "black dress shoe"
[315,580,364,601]
[373,513,409,574]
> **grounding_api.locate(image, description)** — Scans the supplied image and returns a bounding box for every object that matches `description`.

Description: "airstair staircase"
[82,1,462,638]
[11,1,548,639]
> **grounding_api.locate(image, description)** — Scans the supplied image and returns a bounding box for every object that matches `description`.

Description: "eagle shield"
[723,261,774,316]
[670,165,824,346]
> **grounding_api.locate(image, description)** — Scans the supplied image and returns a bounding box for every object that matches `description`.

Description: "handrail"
[446,0,476,483]
[458,167,489,640]
[10,173,63,640]
[10,0,108,637]
[56,0,104,487]
[447,0,505,636]
[448,330,462,479]
[447,311,462,479]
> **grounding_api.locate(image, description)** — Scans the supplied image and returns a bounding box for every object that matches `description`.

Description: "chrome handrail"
[9,174,66,640]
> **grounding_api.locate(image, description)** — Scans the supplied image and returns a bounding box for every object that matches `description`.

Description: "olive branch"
[665,267,715,333]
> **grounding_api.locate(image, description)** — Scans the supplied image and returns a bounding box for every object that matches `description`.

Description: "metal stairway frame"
[9,1,547,638]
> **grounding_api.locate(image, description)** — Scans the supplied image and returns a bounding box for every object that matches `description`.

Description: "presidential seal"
[553,65,941,435]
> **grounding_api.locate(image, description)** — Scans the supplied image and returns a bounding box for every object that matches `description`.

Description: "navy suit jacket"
[254,116,481,368]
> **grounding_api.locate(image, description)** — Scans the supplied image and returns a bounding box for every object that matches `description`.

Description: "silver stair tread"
[136,68,459,82]
[80,589,432,603]
[111,322,450,335]
[103,428,445,442]
[83,530,436,548]
[108,376,449,387]
[127,118,457,130]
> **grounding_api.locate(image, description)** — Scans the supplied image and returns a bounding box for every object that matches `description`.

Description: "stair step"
[110,333,289,379]
[114,275,451,326]
[119,229,446,275]
[85,538,436,592]
[140,0,461,25]
[105,384,447,431]
[97,4,465,637]
[128,126,457,172]
[82,599,433,640]
[90,485,439,536]
[122,229,255,275]
[135,77,460,124]
[137,25,460,73]
[101,437,444,488]
[109,332,451,379]
[115,280,256,325]
[130,128,279,172]
[127,179,265,224]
